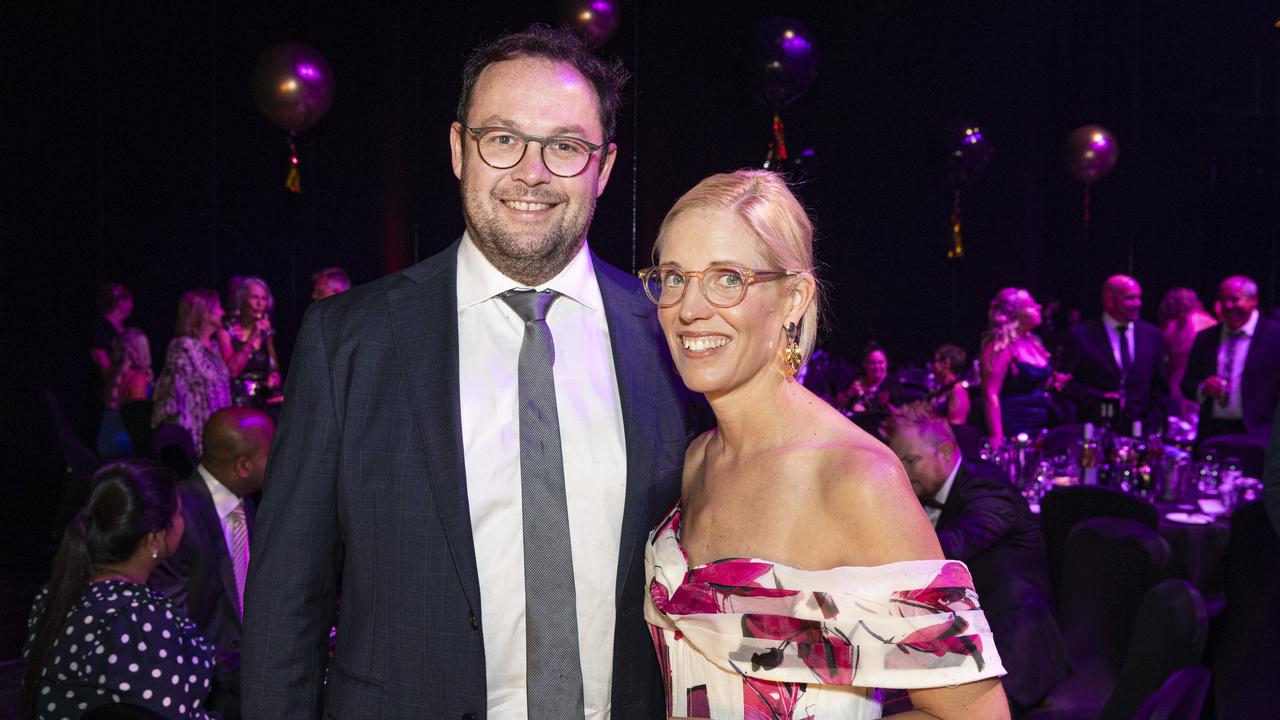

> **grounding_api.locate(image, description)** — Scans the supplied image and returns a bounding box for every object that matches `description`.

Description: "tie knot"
[501,289,559,323]
[1116,322,1129,333]
[228,502,245,522]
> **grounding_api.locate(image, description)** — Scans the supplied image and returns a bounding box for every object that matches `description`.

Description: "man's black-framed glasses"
[638,264,797,308]
[461,124,605,178]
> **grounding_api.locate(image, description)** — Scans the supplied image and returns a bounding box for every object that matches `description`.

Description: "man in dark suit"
[151,407,275,720]
[1060,274,1166,432]
[886,410,1072,716]
[241,26,700,720]
[1183,275,1280,442]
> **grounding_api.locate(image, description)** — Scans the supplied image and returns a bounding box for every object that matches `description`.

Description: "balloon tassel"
[947,188,965,259]
[285,133,302,194]
[763,112,789,169]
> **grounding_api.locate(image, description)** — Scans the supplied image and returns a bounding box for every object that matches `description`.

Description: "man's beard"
[461,181,596,287]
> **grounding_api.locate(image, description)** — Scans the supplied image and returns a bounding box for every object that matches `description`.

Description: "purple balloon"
[752,17,818,109]
[1064,124,1119,183]
[560,0,620,48]
[251,42,335,134]
[943,119,994,187]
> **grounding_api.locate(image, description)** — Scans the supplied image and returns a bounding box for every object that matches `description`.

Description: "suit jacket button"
[462,714,476,720]
[468,610,479,630]
[230,640,239,649]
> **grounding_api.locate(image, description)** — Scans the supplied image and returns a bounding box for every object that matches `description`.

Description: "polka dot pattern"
[24,579,216,718]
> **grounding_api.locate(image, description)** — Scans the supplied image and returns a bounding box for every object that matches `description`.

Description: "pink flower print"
[896,613,985,672]
[742,676,806,720]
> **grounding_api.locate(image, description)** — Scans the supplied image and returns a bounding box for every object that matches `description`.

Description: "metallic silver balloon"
[1064,124,1119,184]
[251,42,335,134]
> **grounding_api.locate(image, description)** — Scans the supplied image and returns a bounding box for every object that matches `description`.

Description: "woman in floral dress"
[641,170,1008,719]
[151,289,232,456]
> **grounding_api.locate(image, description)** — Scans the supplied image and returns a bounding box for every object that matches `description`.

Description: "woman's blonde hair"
[982,287,1045,355]
[231,276,275,317]
[174,288,221,338]
[653,169,822,367]
[106,328,152,407]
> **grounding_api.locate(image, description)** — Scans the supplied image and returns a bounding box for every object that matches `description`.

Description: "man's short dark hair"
[456,24,628,142]
[934,343,968,375]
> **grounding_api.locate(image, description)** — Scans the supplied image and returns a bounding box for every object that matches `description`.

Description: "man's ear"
[450,122,465,181]
[234,455,252,480]
[937,439,958,467]
[594,143,618,198]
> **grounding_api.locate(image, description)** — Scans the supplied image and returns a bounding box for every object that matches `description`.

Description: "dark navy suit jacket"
[1181,315,1280,441]
[934,461,1073,706]
[1059,317,1166,428]
[240,241,699,719]
[150,470,255,713]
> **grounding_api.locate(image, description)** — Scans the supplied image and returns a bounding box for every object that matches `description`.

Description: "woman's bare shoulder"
[811,423,943,564]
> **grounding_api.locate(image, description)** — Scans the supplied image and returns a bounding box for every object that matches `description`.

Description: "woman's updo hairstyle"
[653,169,823,368]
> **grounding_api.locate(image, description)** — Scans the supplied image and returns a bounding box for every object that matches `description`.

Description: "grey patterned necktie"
[500,289,584,719]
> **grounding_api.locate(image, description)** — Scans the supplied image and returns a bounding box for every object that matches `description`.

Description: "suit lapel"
[1241,319,1277,422]
[187,475,242,618]
[386,242,482,610]
[1091,320,1122,379]
[595,258,664,601]
[936,463,968,529]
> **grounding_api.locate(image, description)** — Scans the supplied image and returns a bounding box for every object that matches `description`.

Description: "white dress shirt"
[456,233,627,720]
[196,464,244,563]
[1211,309,1259,420]
[1102,313,1133,374]
[924,457,963,528]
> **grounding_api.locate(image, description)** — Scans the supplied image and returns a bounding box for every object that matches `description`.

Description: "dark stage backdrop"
[3,0,1279,481]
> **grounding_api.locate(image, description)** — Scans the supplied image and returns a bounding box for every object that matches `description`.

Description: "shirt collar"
[1227,309,1260,338]
[197,464,243,521]
[931,456,963,507]
[1103,312,1130,332]
[456,231,602,313]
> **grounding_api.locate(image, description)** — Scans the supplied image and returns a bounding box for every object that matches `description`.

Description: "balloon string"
[948,187,964,259]
[285,133,301,194]
[772,112,788,161]
[1082,182,1092,245]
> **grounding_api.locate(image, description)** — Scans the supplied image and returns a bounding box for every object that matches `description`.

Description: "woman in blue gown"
[980,288,1064,448]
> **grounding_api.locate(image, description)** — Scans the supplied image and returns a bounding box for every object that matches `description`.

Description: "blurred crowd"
[801,273,1280,453]
[83,267,350,475]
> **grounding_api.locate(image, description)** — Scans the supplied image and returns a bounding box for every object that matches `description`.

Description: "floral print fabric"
[151,336,231,456]
[644,503,1005,719]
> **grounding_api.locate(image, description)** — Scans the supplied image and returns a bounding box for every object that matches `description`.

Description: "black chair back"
[1041,485,1159,601]
[1047,517,1172,715]
[1099,579,1208,720]
[153,423,196,477]
[951,422,983,461]
[1207,500,1280,719]
[1197,434,1266,478]
[1131,666,1212,720]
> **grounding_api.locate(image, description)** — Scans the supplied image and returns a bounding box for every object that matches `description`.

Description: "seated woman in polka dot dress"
[22,460,216,719]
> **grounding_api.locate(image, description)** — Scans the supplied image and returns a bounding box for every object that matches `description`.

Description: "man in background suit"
[1183,275,1280,442]
[886,409,1072,717]
[1060,275,1166,432]
[241,25,700,720]
[151,406,274,720]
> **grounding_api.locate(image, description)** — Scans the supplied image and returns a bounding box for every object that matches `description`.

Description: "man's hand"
[1202,376,1229,402]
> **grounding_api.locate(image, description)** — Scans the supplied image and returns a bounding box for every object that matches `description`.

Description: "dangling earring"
[782,322,802,377]
[151,547,158,560]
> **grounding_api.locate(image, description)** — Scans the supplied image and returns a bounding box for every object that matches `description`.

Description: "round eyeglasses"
[638,264,797,308]
[461,124,605,178]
